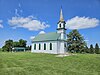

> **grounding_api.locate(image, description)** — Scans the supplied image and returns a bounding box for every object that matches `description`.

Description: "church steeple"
[59,7,64,22]
[57,7,66,40]
[57,7,66,30]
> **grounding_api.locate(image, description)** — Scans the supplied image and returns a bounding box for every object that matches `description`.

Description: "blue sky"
[0,0,100,47]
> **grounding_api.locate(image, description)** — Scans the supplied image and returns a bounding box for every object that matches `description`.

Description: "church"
[31,8,67,54]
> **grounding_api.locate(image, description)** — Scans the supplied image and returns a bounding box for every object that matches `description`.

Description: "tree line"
[67,29,100,54]
[1,29,100,54]
[2,39,31,52]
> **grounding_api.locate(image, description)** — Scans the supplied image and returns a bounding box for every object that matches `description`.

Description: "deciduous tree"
[2,39,27,52]
[2,39,13,52]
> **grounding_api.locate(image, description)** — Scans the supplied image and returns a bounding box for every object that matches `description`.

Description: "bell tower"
[57,7,66,40]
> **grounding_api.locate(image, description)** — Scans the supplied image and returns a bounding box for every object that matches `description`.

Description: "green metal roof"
[32,32,61,42]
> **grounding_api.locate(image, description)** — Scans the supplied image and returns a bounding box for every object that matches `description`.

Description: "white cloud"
[39,31,46,34]
[18,3,21,7]
[15,9,20,16]
[66,16,100,29]
[9,3,49,31]
[15,3,23,16]
[30,31,46,40]
[0,20,3,28]
[8,16,50,31]
[30,36,35,40]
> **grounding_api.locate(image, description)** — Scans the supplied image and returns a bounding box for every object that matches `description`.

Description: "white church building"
[31,8,67,54]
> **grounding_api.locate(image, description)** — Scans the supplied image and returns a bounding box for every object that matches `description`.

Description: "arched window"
[63,24,65,28]
[64,43,66,47]
[59,24,61,28]
[34,44,36,50]
[50,43,52,50]
[44,43,46,50]
[39,44,41,50]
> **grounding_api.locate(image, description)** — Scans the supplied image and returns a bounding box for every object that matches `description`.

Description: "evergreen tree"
[95,43,100,54]
[67,29,86,53]
[84,46,89,53]
[89,44,94,54]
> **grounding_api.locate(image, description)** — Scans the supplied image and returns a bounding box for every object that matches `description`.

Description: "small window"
[63,24,65,28]
[59,24,61,28]
[39,44,41,50]
[44,43,46,50]
[50,43,52,50]
[64,43,66,47]
[34,44,36,50]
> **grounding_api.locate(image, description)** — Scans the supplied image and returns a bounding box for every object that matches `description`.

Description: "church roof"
[32,32,61,42]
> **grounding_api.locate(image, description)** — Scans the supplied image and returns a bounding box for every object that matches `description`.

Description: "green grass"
[0,52,100,75]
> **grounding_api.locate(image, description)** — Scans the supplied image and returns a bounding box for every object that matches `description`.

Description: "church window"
[64,43,66,47]
[34,44,36,50]
[39,44,41,50]
[63,24,65,28]
[50,43,52,50]
[44,43,46,50]
[59,24,61,28]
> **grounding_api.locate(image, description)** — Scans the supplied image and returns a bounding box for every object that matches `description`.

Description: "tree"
[2,39,13,52]
[19,39,27,47]
[26,45,31,51]
[2,46,8,52]
[84,46,89,53]
[67,29,86,53]
[0,48,3,52]
[13,39,27,47]
[89,44,94,54]
[95,43,100,54]
[2,39,27,52]
[13,41,19,47]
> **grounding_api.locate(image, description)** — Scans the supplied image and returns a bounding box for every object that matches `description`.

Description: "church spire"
[59,7,64,22]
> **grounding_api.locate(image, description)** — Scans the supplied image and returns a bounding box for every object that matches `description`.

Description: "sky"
[0,0,100,47]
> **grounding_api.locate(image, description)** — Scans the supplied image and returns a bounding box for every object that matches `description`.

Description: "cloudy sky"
[0,0,100,47]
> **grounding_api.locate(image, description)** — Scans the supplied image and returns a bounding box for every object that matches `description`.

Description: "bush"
[0,48,3,52]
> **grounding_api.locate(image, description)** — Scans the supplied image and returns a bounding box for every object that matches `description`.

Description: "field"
[0,52,100,75]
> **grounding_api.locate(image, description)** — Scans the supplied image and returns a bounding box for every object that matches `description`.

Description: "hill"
[0,52,100,75]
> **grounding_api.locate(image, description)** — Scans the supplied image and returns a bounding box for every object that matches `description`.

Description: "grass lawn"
[0,52,100,75]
